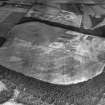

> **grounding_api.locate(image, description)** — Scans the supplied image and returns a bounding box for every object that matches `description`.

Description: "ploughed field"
[0,22,105,85]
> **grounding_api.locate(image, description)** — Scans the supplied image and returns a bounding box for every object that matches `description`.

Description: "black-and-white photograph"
[0,0,105,105]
